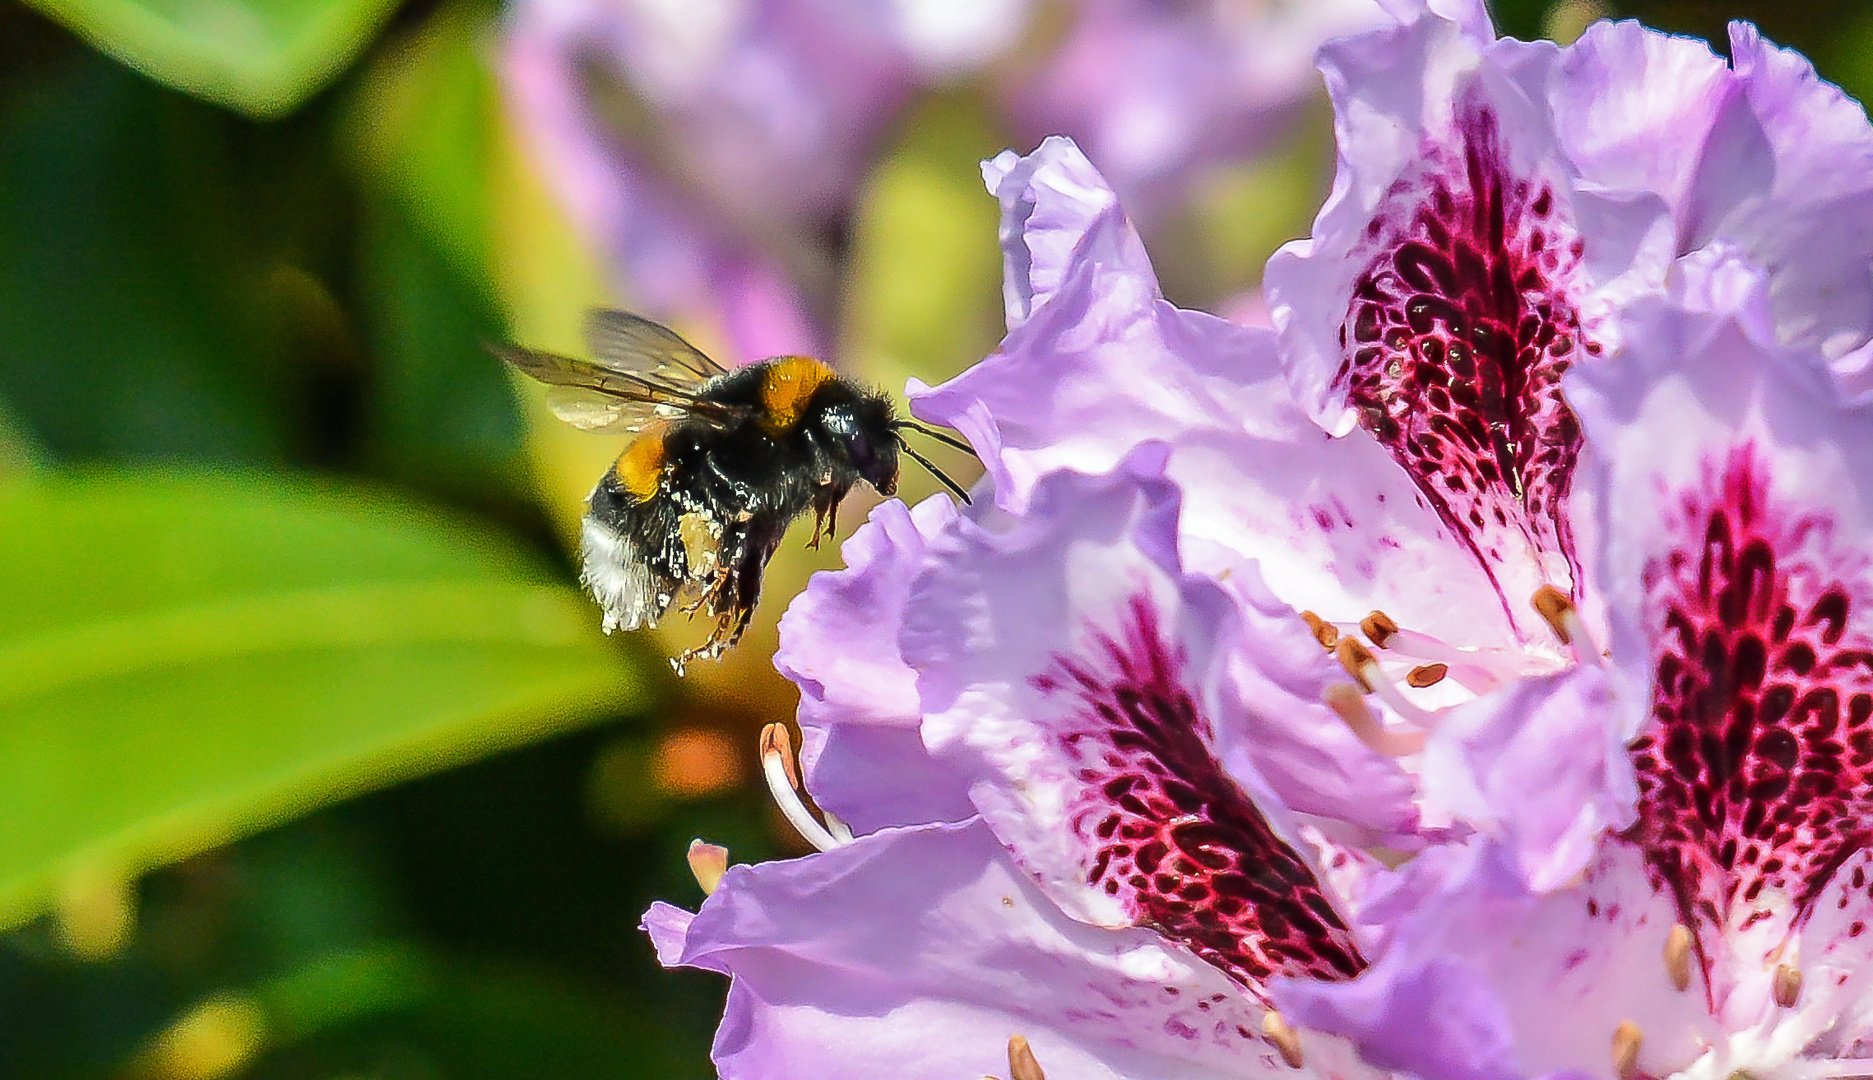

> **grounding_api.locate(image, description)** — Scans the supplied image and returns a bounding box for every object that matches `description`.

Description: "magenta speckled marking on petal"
[1032,595,1366,993]
[1338,101,1594,614]
[1623,445,1873,991]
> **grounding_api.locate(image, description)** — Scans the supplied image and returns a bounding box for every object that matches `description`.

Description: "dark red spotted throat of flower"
[1033,598,1367,995]
[1624,447,1873,1006]
[1340,103,1594,621]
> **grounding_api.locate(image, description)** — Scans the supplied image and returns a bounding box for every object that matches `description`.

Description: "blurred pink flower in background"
[498,0,1389,367]
[1006,0,1389,226]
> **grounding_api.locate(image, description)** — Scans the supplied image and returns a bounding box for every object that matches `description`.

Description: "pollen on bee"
[679,512,720,576]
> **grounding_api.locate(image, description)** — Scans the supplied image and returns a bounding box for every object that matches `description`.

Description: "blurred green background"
[0,0,1864,1075]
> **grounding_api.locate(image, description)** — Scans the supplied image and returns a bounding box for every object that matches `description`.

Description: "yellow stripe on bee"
[614,431,667,501]
[759,356,834,434]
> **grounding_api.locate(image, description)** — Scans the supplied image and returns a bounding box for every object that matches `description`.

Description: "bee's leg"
[686,519,746,617]
[806,490,840,549]
[706,518,786,652]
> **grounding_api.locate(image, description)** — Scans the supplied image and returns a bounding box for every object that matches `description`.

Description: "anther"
[761,722,802,789]
[1369,627,1531,688]
[1301,611,1339,649]
[1336,639,1442,731]
[1335,638,1378,691]
[687,840,728,896]
[1663,924,1693,992]
[1406,663,1449,688]
[1324,682,1426,757]
[1612,1020,1642,1080]
[760,723,843,852]
[1008,1035,1047,1080]
[1532,585,1603,667]
[1774,963,1803,1008]
[1262,1010,1305,1070]
[1361,610,1399,649]
[1532,585,1574,644]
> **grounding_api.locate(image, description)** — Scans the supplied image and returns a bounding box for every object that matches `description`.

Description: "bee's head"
[817,389,900,496]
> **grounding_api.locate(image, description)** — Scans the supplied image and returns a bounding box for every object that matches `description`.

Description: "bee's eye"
[843,428,876,468]
[819,403,897,489]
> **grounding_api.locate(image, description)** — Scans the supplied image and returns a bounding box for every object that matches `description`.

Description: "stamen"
[1663,923,1693,992]
[1336,639,1442,730]
[764,722,801,789]
[1532,585,1603,668]
[1361,611,1400,649]
[1301,611,1340,649]
[1335,638,1378,691]
[1406,663,1449,688]
[1376,627,1530,684]
[1262,1009,1305,1070]
[759,724,843,852]
[1612,1020,1643,1080]
[1774,963,1804,1009]
[1324,682,1427,757]
[823,810,855,844]
[686,840,729,895]
[1337,610,1535,692]
[1532,585,1574,644]
[1008,1035,1046,1080]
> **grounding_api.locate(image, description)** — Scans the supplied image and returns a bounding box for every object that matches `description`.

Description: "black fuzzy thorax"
[587,361,899,656]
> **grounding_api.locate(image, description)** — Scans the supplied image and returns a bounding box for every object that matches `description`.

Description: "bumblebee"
[495,310,972,671]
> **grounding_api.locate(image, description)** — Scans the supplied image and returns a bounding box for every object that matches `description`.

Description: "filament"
[759,724,844,852]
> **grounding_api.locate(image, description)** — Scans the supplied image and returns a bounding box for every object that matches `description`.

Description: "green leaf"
[0,399,45,485]
[207,946,717,1080]
[0,470,644,927]
[22,0,402,117]
[357,186,529,505]
[344,2,502,285]
[341,7,529,504]
[0,54,354,466]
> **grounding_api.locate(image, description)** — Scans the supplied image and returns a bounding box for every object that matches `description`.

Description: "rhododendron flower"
[1284,253,1873,1080]
[641,5,1873,1080]
[1266,0,1873,630]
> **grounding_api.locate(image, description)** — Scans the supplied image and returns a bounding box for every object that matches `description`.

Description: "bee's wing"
[583,309,730,386]
[492,338,749,433]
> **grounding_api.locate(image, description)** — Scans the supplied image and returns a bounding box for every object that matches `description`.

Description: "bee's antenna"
[897,438,973,505]
[891,419,978,457]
